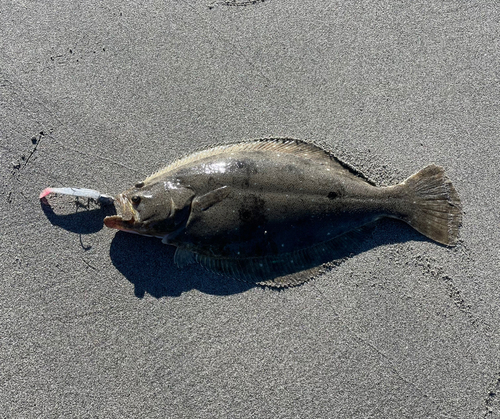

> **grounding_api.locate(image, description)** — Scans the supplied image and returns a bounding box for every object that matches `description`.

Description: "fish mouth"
[103,215,136,231]
[103,194,138,232]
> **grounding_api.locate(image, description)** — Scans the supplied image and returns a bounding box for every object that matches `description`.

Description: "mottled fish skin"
[104,138,462,287]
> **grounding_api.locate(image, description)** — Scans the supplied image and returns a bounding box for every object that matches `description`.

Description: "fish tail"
[400,164,462,245]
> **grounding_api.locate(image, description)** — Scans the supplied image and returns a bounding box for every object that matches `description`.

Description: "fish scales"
[169,156,379,257]
[98,138,461,287]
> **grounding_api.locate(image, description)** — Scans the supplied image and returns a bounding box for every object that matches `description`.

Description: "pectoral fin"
[192,186,231,212]
[174,247,196,268]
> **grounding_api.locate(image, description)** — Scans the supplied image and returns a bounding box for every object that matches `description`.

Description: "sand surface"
[2,1,500,418]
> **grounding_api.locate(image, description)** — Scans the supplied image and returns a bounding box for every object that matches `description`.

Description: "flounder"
[41,138,462,287]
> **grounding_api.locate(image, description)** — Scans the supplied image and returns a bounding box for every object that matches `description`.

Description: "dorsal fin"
[144,138,375,185]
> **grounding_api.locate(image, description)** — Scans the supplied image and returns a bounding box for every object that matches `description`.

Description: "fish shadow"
[109,218,430,299]
[109,232,255,297]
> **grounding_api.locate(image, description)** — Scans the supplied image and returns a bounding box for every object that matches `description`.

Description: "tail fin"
[402,165,462,246]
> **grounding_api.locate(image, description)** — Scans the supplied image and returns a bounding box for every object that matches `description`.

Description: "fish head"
[104,180,193,237]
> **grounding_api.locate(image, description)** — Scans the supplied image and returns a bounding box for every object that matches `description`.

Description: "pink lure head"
[39,188,54,199]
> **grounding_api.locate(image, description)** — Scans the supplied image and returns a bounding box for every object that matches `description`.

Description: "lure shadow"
[40,198,116,234]
[108,219,429,299]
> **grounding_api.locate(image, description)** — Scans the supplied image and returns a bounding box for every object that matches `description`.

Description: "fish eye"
[135,181,144,188]
[131,195,141,204]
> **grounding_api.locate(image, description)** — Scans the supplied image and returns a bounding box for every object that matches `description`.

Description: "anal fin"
[192,224,375,287]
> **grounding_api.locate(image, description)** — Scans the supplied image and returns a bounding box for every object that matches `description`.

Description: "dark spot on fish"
[135,181,144,188]
[238,194,268,240]
[286,164,304,173]
[328,191,338,199]
[233,159,258,189]
[236,159,258,175]
[240,209,252,221]
[285,164,305,181]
